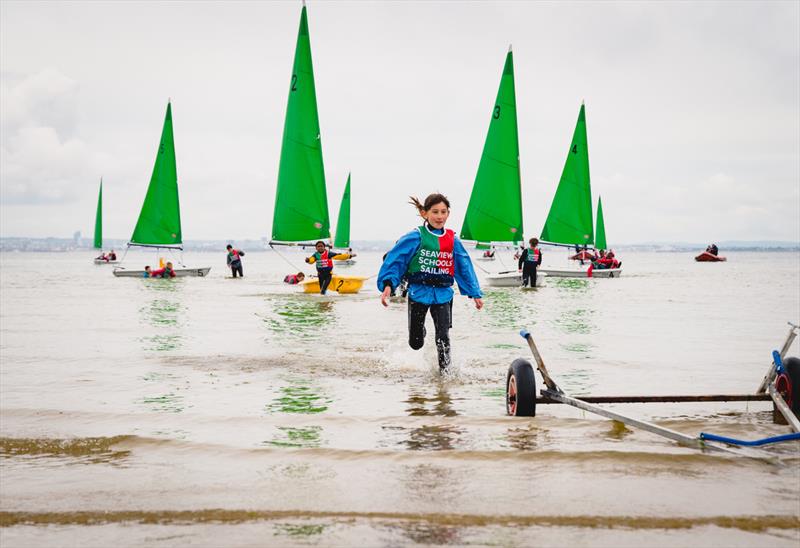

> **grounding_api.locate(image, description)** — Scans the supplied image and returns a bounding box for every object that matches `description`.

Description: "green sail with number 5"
[541,103,593,246]
[461,48,523,245]
[333,174,351,249]
[94,179,103,249]
[130,103,182,247]
[271,5,330,244]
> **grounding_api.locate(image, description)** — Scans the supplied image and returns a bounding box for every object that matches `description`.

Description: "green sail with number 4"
[595,196,607,250]
[271,5,330,244]
[461,48,523,245]
[130,103,182,247]
[94,179,103,249]
[333,174,351,249]
[541,103,593,247]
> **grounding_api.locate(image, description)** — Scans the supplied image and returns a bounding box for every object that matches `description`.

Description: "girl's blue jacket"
[377,226,483,305]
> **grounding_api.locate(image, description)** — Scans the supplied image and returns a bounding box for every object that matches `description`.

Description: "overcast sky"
[1,0,798,244]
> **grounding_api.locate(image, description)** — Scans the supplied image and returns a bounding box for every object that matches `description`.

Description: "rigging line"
[269,243,311,277]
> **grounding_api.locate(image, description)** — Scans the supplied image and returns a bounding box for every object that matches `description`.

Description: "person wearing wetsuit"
[226,244,245,278]
[518,237,543,287]
[378,194,483,372]
[305,241,355,295]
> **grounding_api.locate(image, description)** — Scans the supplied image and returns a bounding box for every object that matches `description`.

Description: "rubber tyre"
[784,356,800,415]
[506,358,536,417]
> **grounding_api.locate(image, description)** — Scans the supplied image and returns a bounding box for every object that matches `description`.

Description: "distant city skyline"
[1,1,798,244]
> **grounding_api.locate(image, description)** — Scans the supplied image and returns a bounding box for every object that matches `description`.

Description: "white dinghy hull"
[539,267,622,279]
[485,271,546,287]
[113,267,212,278]
[93,259,119,265]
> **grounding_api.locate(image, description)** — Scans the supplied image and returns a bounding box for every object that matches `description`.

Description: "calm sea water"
[1,249,799,547]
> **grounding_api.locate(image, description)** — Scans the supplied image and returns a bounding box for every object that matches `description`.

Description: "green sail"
[271,5,330,244]
[595,196,607,250]
[333,174,351,248]
[460,48,523,244]
[541,103,593,246]
[130,103,182,247]
[94,179,102,249]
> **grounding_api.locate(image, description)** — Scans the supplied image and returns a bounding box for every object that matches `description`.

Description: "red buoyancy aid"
[284,274,300,284]
[314,250,334,270]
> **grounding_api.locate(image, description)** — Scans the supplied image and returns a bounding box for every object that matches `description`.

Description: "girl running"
[378,193,483,371]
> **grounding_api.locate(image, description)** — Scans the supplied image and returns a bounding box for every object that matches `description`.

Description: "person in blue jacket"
[378,193,484,372]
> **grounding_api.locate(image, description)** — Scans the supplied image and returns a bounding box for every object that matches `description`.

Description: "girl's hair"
[409,193,451,216]
[314,240,325,247]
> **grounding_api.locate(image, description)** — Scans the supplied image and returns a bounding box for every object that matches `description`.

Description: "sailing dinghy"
[538,104,622,279]
[113,103,210,278]
[92,179,118,264]
[269,4,364,294]
[460,47,543,287]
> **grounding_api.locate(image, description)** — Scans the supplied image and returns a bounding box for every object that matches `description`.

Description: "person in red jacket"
[150,261,176,278]
[283,272,306,285]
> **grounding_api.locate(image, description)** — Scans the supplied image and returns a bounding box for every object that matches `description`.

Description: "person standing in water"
[518,237,542,287]
[226,244,245,278]
[378,193,483,372]
[305,242,355,295]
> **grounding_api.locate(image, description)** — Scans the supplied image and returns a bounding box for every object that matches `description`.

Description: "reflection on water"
[504,424,541,451]
[138,281,185,352]
[267,380,331,414]
[264,426,324,448]
[0,436,131,465]
[405,383,458,417]
[138,392,187,413]
[260,295,335,340]
[274,522,327,538]
[389,384,463,451]
[481,289,524,329]
[385,518,461,545]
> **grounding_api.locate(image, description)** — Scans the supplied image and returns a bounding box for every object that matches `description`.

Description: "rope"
[700,432,800,447]
[270,244,312,277]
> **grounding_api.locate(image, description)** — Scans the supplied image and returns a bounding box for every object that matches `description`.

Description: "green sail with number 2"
[595,196,607,251]
[94,179,103,249]
[460,48,523,245]
[541,103,593,247]
[130,103,182,247]
[271,5,330,244]
[333,174,351,249]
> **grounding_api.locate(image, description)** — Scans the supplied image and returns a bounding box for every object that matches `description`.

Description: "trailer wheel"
[506,358,536,417]
[784,356,800,415]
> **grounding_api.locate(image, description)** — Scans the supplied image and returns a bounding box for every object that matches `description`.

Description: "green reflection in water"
[267,380,331,414]
[274,523,327,537]
[260,295,335,340]
[138,392,186,413]
[263,426,323,448]
[480,289,524,329]
[138,281,185,352]
[554,278,590,291]
[561,341,594,355]
[139,334,183,352]
[481,387,505,399]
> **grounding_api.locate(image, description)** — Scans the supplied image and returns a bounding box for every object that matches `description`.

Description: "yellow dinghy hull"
[301,275,367,294]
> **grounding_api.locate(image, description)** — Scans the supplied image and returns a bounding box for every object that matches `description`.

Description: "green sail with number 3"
[130,103,182,247]
[460,48,523,245]
[271,5,330,244]
[541,103,593,247]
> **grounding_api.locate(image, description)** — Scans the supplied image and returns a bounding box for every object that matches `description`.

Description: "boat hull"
[476,256,497,262]
[695,252,726,262]
[485,271,546,287]
[539,267,623,278]
[93,259,119,265]
[301,274,366,294]
[113,267,212,278]
[334,259,357,266]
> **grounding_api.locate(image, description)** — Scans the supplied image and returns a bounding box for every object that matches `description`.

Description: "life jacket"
[313,250,334,270]
[228,249,242,264]
[284,274,300,284]
[406,225,455,287]
[525,248,541,264]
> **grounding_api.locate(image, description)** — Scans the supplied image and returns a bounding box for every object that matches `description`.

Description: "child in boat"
[378,193,483,371]
[142,266,152,278]
[226,244,245,278]
[518,237,542,287]
[150,261,176,278]
[283,272,305,284]
[108,250,117,261]
[305,242,355,294]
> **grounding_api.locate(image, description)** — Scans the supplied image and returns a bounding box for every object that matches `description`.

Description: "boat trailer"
[506,322,800,455]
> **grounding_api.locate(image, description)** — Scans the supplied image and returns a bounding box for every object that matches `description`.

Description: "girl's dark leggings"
[318,270,332,294]
[522,265,537,287]
[408,298,453,369]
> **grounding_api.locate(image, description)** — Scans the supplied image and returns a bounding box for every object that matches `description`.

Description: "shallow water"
[1,249,799,547]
